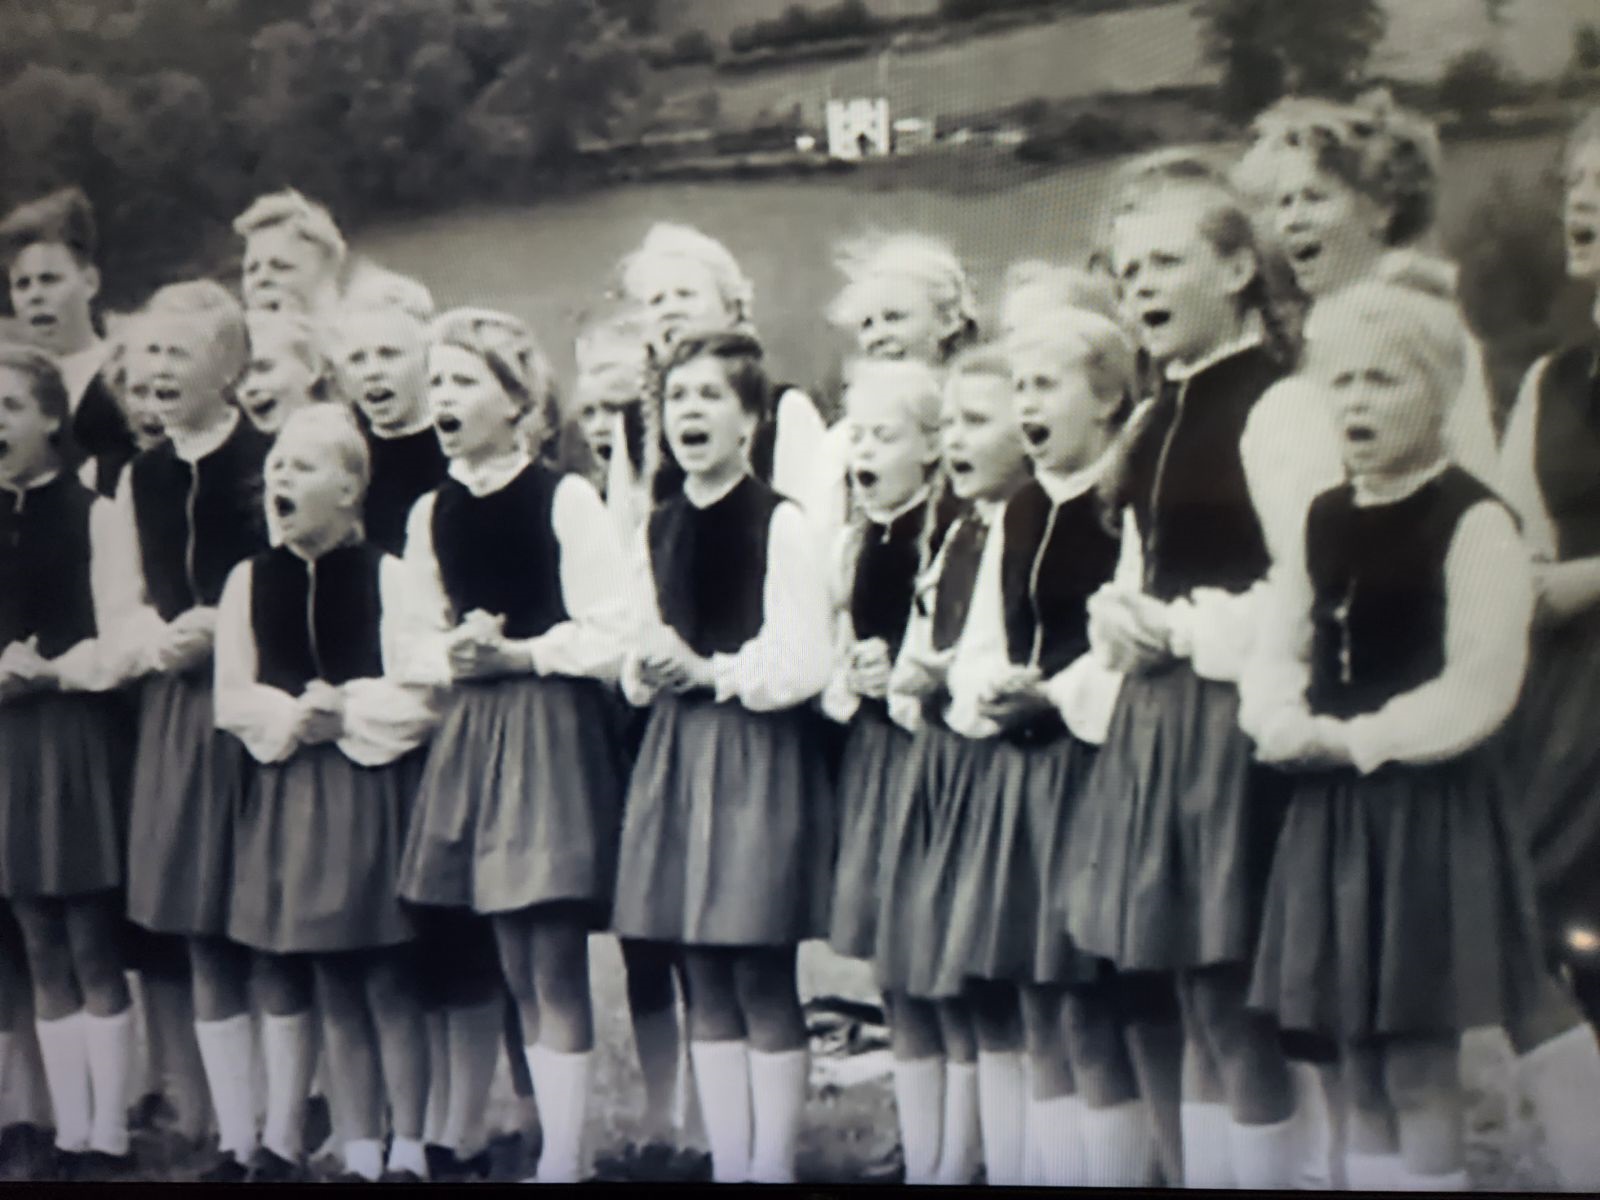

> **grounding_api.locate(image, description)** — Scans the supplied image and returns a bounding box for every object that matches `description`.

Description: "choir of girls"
[1,94,1600,1192]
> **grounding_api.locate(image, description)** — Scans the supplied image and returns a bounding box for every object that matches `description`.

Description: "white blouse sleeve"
[393,493,457,687]
[820,523,863,725]
[711,499,834,711]
[504,475,635,684]
[212,561,301,765]
[1341,502,1533,774]
[1234,551,1317,746]
[618,522,664,709]
[337,556,442,767]
[100,471,172,674]
[49,497,156,692]
[1240,376,1346,570]
[1498,356,1558,563]
[770,388,829,509]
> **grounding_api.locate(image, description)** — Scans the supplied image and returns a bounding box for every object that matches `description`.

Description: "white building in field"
[826,96,891,160]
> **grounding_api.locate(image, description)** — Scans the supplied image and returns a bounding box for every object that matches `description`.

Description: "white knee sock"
[83,1009,133,1157]
[689,1039,751,1183]
[1081,1099,1155,1187]
[388,1134,428,1178]
[936,1061,980,1185]
[1229,1113,1303,1190]
[1291,1060,1335,1190]
[631,1005,680,1143]
[1346,1151,1409,1190]
[194,1014,259,1161]
[975,1050,1027,1186]
[343,1136,384,1181]
[260,1011,314,1162]
[525,1045,592,1183]
[891,1057,944,1184]
[1180,1100,1235,1187]
[35,1013,91,1152]
[747,1048,808,1184]
[1031,1093,1089,1186]
[1520,1023,1600,1190]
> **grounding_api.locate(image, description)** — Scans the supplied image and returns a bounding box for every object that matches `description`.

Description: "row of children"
[0,87,1599,1190]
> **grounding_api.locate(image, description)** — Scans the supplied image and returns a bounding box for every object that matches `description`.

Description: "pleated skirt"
[0,691,132,899]
[611,694,834,947]
[1064,663,1288,972]
[399,674,628,919]
[1249,750,1551,1044]
[126,670,251,937]
[230,745,424,954]
[827,705,913,961]
[1502,609,1600,938]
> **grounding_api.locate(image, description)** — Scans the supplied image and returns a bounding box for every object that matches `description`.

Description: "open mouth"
[154,386,180,404]
[596,442,613,460]
[1571,225,1598,249]
[0,440,10,459]
[247,397,278,423]
[1020,422,1050,447]
[1291,241,1323,265]
[365,386,396,407]
[1141,310,1171,330]
[1344,423,1376,445]
[948,459,974,476]
[435,414,462,435]
[854,468,880,490]
[272,494,297,518]
[27,314,55,328]
[678,429,710,448]
[137,418,164,440]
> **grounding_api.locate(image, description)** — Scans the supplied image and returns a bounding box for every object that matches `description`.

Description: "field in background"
[358,128,1566,409]
[653,0,1598,129]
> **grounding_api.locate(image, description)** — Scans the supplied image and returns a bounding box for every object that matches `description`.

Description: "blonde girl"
[240,311,329,436]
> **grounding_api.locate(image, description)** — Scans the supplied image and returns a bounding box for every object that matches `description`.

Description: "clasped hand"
[0,638,57,702]
[974,663,1050,728]
[294,679,345,746]
[847,638,892,700]
[156,607,217,673]
[446,610,529,681]
[1088,588,1172,674]
[1251,706,1350,769]
[636,626,714,694]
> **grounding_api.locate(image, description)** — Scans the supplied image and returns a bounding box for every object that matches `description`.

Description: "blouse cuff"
[1043,655,1123,746]
[821,669,861,725]
[1176,587,1261,684]
[227,694,302,765]
[1340,715,1393,776]
[887,692,922,733]
[338,679,438,767]
[620,648,659,708]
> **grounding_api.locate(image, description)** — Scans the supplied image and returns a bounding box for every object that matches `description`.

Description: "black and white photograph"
[1,0,1599,1188]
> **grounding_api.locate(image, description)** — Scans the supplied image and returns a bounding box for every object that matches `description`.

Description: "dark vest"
[1533,343,1600,561]
[365,426,448,557]
[430,462,569,640]
[649,474,782,658]
[131,419,271,621]
[68,374,137,499]
[0,473,98,660]
[249,542,387,697]
[1305,465,1499,720]
[849,499,927,656]
[916,509,990,727]
[1124,345,1282,601]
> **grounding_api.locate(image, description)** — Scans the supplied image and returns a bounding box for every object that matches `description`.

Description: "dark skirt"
[611,693,834,947]
[874,723,996,999]
[398,675,628,918]
[1249,749,1551,1044]
[1503,609,1600,940]
[827,705,913,961]
[0,691,132,899]
[1064,664,1288,972]
[230,745,424,954]
[126,670,252,937]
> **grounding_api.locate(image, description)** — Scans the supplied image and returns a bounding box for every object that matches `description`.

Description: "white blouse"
[0,477,148,693]
[1237,467,1532,775]
[621,482,833,713]
[213,553,439,767]
[396,458,637,688]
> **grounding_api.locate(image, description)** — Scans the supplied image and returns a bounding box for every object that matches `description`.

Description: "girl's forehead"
[0,364,39,401]
[1111,205,1204,258]
[626,252,720,294]
[666,354,729,386]
[428,342,487,371]
[338,308,416,347]
[843,272,930,315]
[1568,136,1600,177]
[246,224,320,263]
[846,383,918,422]
[945,372,1007,411]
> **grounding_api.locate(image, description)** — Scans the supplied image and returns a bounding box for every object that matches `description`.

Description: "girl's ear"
[1219,245,1257,300]
[82,263,101,304]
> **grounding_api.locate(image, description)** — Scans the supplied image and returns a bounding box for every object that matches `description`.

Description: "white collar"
[1033,459,1104,506]
[447,449,531,498]
[1350,457,1451,508]
[1164,314,1266,383]
[683,469,747,510]
[278,524,362,559]
[972,496,1007,526]
[862,484,930,528]
[0,466,61,501]
[167,410,240,464]
[368,409,434,441]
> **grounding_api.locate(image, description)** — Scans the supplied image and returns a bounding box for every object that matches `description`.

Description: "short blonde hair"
[828,230,978,357]
[843,357,943,439]
[1304,280,1466,409]
[233,188,347,267]
[430,307,559,458]
[246,310,328,384]
[341,261,435,323]
[274,403,372,496]
[1007,304,1139,432]
[574,302,651,399]
[136,279,249,386]
[999,261,1122,328]
[618,223,755,331]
